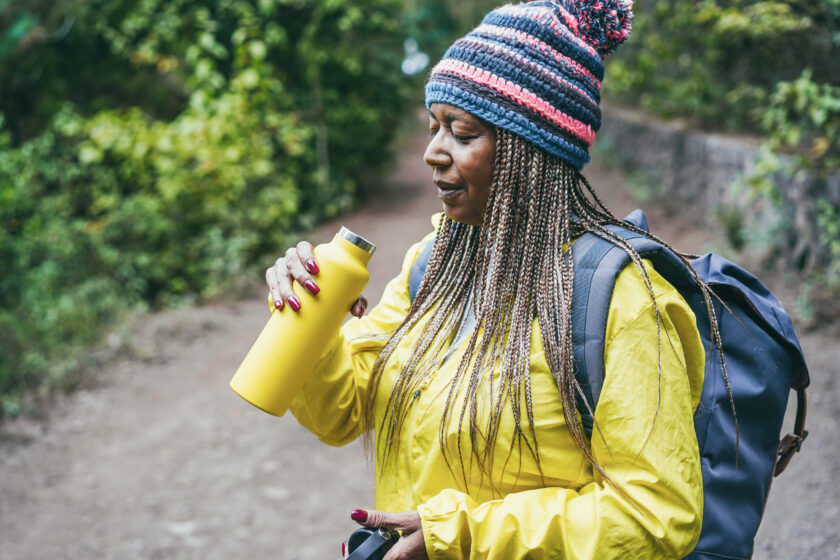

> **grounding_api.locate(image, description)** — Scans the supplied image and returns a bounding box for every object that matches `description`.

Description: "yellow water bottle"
[229,227,375,416]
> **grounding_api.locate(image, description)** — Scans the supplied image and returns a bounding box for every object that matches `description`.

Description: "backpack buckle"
[774,430,809,477]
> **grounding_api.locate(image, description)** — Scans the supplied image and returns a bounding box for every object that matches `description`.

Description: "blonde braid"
[364,128,733,494]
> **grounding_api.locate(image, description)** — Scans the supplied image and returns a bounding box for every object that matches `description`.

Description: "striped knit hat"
[425,0,633,170]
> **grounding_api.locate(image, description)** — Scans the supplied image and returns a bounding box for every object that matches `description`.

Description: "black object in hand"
[347,527,399,560]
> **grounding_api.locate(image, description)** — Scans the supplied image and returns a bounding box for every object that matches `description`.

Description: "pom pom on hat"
[564,0,633,56]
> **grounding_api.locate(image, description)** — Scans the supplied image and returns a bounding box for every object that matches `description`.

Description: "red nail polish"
[274,299,283,310]
[305,280,320,295]
[341,541,346,557]
[350,509,368,523]
[306,259,320,274]
[288,296,301,311]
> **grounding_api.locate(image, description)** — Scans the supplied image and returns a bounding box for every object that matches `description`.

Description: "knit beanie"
[424,0,633,170]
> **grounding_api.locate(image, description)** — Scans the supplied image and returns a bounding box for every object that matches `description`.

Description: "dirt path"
[1,113,837,560]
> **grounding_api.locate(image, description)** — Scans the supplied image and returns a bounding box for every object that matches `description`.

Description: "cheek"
[467,137,494,171]
[481,158,495,188]
[480,139,496,183]
[467,165,494,219]
[475,146,495,200]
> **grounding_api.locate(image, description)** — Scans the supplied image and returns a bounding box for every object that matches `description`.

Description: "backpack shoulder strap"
[408,222,463,302]
[570,210,693,438]
[408,238,434,303]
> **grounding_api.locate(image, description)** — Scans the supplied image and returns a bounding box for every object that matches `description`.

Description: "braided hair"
[363,128,733,494]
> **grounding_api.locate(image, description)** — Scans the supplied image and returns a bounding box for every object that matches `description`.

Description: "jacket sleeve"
[417,262,706,559]
[287,232,433,447]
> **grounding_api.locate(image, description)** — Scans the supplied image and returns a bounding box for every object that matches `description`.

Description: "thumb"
[350,508,420,532]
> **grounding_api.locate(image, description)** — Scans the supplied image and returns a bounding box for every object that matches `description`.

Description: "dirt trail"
[1,113,837,560]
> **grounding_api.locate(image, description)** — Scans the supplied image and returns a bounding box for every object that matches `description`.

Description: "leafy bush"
[602,1,840,322]
[606,0,839,132]
[0,0,413,415]
[744,71,840,321]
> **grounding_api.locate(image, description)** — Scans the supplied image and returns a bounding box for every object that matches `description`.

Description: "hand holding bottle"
[231,227,375,416]
[265,240,368,317]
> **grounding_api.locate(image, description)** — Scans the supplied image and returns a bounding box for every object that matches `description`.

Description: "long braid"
[363,128,733,494]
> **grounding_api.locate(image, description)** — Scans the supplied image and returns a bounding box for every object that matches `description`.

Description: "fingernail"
[288,296,301,311]
[274,299,284,310]
[304,280,320,295]
[306,259,319,274]
[350,509,368,523]
[341,541,346,557]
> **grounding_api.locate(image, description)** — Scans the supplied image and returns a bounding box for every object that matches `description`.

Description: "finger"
[265,263,284,310]
[351,509,421,532]
[296,241,319,275]
[350,296,368,318]
[286,246,320,297]
[273,255,300,312]
[383,530,427,560]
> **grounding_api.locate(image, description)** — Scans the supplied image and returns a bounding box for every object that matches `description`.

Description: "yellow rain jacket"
[289,214,705,559]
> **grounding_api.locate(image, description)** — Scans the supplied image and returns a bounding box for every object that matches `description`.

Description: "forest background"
[0,0,837,416]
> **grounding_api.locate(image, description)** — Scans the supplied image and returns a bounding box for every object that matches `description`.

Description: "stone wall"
[598,105,840,273]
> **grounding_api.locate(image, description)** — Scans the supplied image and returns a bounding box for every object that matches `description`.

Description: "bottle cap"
[338,227,376,255]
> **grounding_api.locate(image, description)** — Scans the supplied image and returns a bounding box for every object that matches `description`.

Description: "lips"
[435,180,464,201]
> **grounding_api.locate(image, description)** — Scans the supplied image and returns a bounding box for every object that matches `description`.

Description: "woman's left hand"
[349,508,428,560]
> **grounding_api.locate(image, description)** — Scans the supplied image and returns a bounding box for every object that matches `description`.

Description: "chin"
[442,206,482,226]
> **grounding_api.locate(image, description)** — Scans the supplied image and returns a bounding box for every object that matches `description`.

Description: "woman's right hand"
[265,241,368,318]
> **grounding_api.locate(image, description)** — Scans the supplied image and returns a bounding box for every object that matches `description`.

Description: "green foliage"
[745,71,840,320]
[0,0,413,415]
[404,0,499,51]
[817,199,840,288]
[0,7,37,57]
[606,0,839,132]
[604,1,840,322]
[0,0,187,141]
[760,71,840,176]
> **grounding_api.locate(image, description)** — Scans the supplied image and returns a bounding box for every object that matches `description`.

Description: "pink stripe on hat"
[432,59,597,146]
[457,35,600,115]
[474,23,601,91]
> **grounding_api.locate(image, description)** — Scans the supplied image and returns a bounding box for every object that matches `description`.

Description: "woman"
[266,1,706,558]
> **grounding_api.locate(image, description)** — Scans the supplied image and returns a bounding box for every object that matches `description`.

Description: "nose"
[423,131,451,169]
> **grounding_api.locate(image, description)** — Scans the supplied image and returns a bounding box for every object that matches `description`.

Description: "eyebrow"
[427,109,477,126]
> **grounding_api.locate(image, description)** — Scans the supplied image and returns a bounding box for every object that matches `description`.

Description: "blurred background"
[0,1,838,558]
[0,0,501,416]
[1,0,837,418]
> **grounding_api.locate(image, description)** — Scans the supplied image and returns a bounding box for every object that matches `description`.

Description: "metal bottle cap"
[337,226,376,255]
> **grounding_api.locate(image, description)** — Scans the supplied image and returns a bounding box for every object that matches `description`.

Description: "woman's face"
[424,103,496,226]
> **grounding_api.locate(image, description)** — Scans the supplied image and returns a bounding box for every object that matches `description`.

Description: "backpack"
[407,210,810,560]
